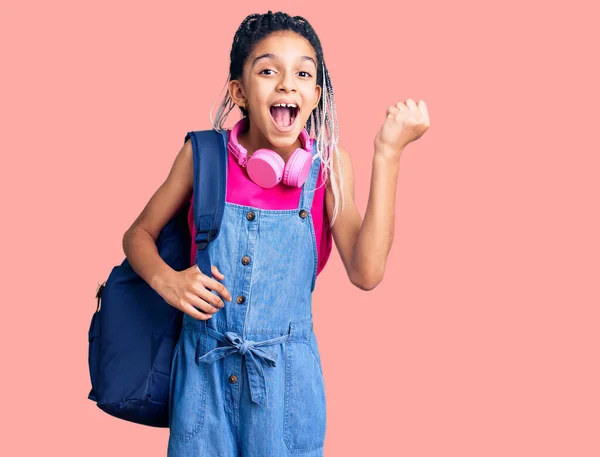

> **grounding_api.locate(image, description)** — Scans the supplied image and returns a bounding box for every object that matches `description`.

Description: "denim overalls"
[167,145,327,457]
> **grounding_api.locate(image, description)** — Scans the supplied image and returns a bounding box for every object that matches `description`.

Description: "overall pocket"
[283,337,327,453]
[168,328,208,442]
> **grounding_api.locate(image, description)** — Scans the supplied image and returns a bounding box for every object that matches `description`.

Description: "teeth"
[272,103,298,108]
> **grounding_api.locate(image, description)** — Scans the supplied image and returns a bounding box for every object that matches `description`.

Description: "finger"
[386,105,401,117]
[187,291,222,313]
[197,264,223,280]
[418,100,430,126]
[195,267,232,301]
[395,101,409,111]
[191,285,226,309]
[211,264,224,278]
[201,276,232,302]
[404,99,420,118]
[182,302,214,320]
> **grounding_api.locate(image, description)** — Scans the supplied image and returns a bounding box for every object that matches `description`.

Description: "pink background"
[2,1,599,456]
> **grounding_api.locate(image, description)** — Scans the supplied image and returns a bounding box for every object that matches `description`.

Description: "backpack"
[87,128,228,427]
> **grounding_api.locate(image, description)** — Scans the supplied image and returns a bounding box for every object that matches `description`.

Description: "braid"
[210,11,345,228]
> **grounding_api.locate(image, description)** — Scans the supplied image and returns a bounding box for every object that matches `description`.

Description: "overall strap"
[297,147,322,210]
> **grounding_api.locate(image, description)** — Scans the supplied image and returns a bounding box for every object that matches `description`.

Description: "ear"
[312,84,322,111]
[228,79,247,110]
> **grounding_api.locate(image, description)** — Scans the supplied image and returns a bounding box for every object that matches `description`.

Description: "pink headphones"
[227,117,314,189]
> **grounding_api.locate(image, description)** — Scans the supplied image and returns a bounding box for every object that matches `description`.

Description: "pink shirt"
[188,129,333,276]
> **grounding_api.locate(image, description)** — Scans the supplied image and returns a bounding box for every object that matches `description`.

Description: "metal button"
[299,209,308,218]
[236,295,245,305]
[241,255,251,265]
[246,211,255,221]
[228,374,238,384]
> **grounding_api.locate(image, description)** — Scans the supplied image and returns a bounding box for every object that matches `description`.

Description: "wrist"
[374,144,403,164]
[150,266,175,296]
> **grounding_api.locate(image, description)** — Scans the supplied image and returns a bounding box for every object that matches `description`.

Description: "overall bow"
[196,326,289,407]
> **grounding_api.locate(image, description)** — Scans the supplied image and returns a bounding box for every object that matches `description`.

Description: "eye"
[260,69,275,75]
[298,71,312,78]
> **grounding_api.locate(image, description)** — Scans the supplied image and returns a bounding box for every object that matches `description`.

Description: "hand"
[159,264,233,320]
[374,99,430,159]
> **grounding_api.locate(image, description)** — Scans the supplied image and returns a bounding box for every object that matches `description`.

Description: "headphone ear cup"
[282,148,313,188]
[246,149,285,189]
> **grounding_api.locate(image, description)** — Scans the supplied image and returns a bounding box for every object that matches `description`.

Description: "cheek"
[304,85,319,102]
[252,93,271,111]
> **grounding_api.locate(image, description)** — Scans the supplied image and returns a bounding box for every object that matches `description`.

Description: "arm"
[325,99,430,290]
[324,145,401,291]
[122,139,194,292]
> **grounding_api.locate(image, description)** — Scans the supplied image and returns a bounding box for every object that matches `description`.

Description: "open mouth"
[269,104,299,130]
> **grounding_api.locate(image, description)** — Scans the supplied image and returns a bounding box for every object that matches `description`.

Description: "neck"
[237,116,302,164]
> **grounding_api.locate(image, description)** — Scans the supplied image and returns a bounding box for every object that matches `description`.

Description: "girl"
[123,11,429,457]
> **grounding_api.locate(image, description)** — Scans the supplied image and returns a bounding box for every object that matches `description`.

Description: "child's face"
[231,31,322,149]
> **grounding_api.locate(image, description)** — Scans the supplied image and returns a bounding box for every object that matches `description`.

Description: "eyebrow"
[251,53,317,69]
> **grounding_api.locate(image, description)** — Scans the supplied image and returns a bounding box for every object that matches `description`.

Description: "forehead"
[250,31,316,63]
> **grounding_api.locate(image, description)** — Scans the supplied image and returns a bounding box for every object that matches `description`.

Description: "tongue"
[271,106,293,127]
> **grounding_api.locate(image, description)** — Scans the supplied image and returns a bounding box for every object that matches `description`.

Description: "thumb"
[211,264,224,278]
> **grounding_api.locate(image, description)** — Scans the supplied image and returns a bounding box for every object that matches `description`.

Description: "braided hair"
[210,11,344,228]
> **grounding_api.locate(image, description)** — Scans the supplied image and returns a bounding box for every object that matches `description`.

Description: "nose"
[277,70,296,92]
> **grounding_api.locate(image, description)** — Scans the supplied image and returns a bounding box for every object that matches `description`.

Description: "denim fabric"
[167,147,327,456]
